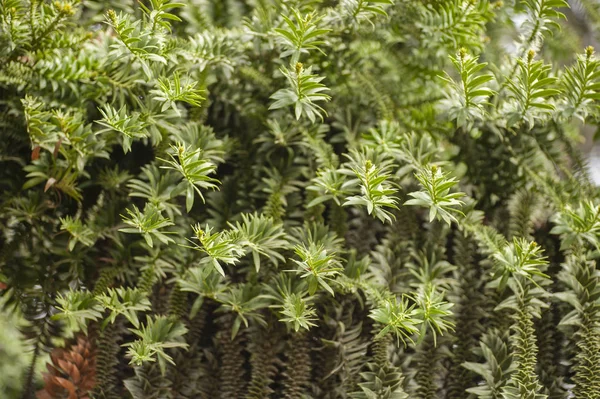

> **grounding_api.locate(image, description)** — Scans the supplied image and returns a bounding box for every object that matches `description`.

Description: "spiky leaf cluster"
[1,0,600,398]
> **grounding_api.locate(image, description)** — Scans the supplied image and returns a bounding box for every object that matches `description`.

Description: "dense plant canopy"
[2,0,600,398]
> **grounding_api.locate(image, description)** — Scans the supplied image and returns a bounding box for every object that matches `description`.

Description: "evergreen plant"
[2,0,600,398]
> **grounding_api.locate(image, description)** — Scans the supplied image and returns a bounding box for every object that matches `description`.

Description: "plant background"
[2,0,600,398]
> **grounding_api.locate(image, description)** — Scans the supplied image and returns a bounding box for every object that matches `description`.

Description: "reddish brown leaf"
[31,145,41,160]
[37,334,96,399]
[55,376,75,392]
[35,391,53,399]
[53,139,62,159]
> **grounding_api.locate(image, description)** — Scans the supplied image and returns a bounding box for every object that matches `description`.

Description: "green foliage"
[556,253,600,397]
[505,50,560,128]
[0,296,35,397]
[270,62,331,122]
[414,284,455,345]
[343,150,399,224]
[274,8,330,64]
[229,212,289,272]
[551,200,600,250]
[278,293,318,332]
[292,242,342,296]
[464,330,514,399]
[188,224,244,276]
[561,46,600,121]
[405,165,465,225]
[441,48,495,127]
[491,238,549,292]
[139,0,185,32]
[97,288,152,329]
[262,274,315,332]
[150,72,205,115]
[159,144,219,212]
[501,305,546,399]
[178,264,226,317]
[59,215,96,251]
[370,296,420,346]
[97,104,148,153]
[307,168,349,206]
[339,0,394,27]
[105,9,167,79]
[125,315,188,374]
[2,0,600,398]
[521,0,569,48]
[120,203,175,248]
[418,0,492,51]
[127,164,184,218]
[217,284,268,339]
[53,290,103,333]
[351,361,408,399]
